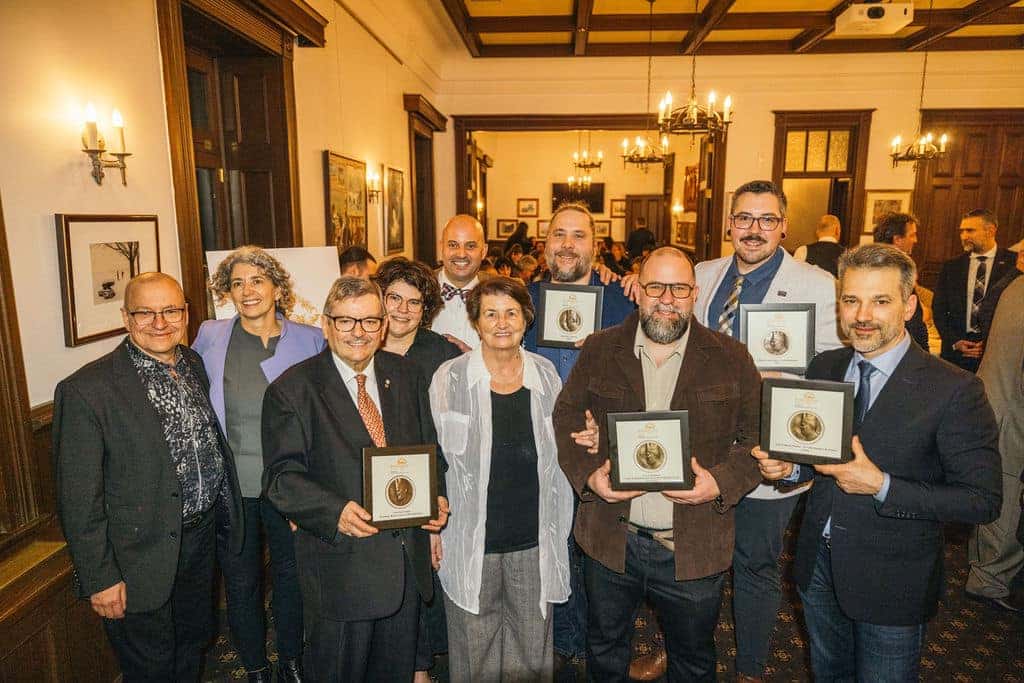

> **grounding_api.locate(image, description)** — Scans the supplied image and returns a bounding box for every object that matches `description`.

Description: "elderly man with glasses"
[54,272,245,681]
[693,180,844,682]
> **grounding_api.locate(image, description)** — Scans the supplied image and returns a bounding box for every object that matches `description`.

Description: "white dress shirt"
[965,245,998,330]
[331,353,382,415]
[431,271,481,349]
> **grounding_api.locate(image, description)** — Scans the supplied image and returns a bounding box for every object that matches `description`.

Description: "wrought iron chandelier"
[658,0,732,139]
[622,0,667,172]
[571,130,603,173]
[566,173,593,193]
[890,0,949,167]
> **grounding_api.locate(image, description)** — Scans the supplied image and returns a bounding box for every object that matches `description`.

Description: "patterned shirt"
[125,339,225,517]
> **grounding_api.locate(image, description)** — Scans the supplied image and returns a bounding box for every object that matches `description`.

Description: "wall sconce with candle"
[366,168,382,203]
[81,103,131,186]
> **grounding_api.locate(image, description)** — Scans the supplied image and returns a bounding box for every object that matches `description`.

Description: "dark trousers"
[414,572,448,671]
[218,496,303,671]
[584,532,725,682]
[103,509,215,682]
[731,493,802,676]
[799,541,926,682]
[306,553,420,682]
[553,535,588,658]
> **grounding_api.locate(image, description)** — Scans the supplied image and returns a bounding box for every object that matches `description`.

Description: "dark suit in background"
[932,248,1017,371]
[262,348,442,681]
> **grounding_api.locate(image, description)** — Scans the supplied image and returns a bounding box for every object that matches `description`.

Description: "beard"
[735,235,772,265]
[549,249,591,282]
[844,321,899,355]
[641,304,690,344]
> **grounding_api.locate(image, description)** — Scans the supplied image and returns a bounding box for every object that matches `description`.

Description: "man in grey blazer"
[693,180,843,681]
[967,276,1024,612]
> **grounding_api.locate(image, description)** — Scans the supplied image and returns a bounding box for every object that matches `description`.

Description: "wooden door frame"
[771,110,873,247]
[156,0,321,337]
[405,95,447,265]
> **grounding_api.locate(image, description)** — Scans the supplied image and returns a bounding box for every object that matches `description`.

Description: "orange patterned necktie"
[355,374,387,447]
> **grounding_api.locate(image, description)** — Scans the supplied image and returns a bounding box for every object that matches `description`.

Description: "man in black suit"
[262,276,449,681]
[53,272,244,681]
[754,244,1001,681]
[872,212,930,350]
[794,214,844,278]
[932,209,1018,372]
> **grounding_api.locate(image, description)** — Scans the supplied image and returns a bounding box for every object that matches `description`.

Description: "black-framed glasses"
[126,307,186,325]
[325,315,384,333]
[384,292,424,312]
[639,282,695,300]
[729,213,783,232]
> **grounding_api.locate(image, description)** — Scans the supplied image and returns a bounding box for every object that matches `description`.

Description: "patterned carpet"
[202,522,1023,681]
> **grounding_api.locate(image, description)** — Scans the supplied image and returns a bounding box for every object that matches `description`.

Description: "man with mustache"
[522,201,635,672]
[754,244,1001,680]
[555,247,762,681]
[692,180,843,682]
[932,209,1018,373]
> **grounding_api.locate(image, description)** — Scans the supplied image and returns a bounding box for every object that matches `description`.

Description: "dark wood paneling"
[791,0,854,53]
[403,94,447,133]
[439,0,481,57]
[680,0,736,55]
[903,0,1019,50]
[574,0,594,56]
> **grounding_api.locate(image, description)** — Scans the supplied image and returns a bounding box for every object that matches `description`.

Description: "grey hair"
[838,243,917,302]
[209,245,296,316]
[323,276,383,314]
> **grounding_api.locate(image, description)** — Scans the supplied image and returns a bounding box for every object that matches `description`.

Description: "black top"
[626,228,656,259]
[485,387,540,554]
[804,240,844,278]
[405,327,463,385]
[906,289,929,351]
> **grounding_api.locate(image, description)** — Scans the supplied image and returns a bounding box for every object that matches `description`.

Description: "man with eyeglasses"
[555,247,762,681]
[693,180,843,682]
[53,272,245,680]
[262,276,448,681]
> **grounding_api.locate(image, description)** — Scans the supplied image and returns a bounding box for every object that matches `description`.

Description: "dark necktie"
[441,282,468,302]
[854,360,877,429]
[970,255,988,333]
[717,275,745,336]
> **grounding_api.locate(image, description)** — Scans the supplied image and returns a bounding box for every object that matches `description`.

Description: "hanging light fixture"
[890,0,949,167]
[566,173,593,194]
[658,0,732,140]
[572,130,603,174]
[622,0,667,172]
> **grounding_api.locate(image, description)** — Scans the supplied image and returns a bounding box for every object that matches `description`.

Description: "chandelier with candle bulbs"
[571,130,603,174]
[889,0,949,167]
[622,0,667,172]
[566,173,593,193]
[658,0,732,139]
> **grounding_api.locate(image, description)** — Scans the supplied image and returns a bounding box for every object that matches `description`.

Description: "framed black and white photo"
[739,303,815,374]
[610,198,626,218]
[535,283,604,348]
[55,213,161,347]
[362,445,438,529]
[496,218,517,238]
[594,219,611,238]
[760,378,854,465]
[537,219,550,238]
[517,198,539,217]
[608,411,692,491]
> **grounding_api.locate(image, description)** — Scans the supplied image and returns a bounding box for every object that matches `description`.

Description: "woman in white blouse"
[429,276,575,681]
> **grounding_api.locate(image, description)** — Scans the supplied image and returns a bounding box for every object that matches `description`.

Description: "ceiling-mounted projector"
[835,2,914,35]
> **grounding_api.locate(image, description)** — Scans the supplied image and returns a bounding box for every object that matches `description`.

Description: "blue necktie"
[854,360,876,429]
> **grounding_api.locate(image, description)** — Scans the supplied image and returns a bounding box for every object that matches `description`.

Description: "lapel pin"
[777,290,787,297]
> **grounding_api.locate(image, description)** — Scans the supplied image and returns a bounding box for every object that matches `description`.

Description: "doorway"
[405,95,447,266]
[625,194,665,250]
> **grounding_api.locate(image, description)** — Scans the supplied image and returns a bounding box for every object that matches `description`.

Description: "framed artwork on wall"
[537,219,550,238]
[496,219,517,237]
[55,213,161,347]
[517,198,539,217]
[610,199,626,218]
[595,220,611,238]
[683,165,700,211]
[385,167,405,254]
[864,189,912,234]
[324,151,367,250]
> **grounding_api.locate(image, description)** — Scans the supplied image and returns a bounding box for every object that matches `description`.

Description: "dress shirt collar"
[465,345,547,396]
[125,337,184,370]
[818,236,839,243]
[438,269,479,293]
[728,245,785,287]
[331,352,377,389]
[632,319,690,362]
[849,330,912,380]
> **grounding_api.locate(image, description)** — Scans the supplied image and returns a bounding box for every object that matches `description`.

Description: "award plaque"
[536,283,604,348]
[362,445,438,529]
[760,378,854,465]
[607,411,693,491]
[739,303,815,374]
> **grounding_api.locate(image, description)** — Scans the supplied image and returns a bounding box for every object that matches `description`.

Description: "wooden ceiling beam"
[790,0,855,53]
[679,0,736,55]
[574,0,595,56]
[438,0,480,57]
[903,0,1019,50]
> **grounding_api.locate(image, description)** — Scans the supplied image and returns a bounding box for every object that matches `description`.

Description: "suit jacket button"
[392,530,401,538]
[617,515,627,523]
[171,491,179,498]
[169,532,177,540]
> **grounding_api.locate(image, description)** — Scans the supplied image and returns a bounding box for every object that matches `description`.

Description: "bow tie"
[441,283,469,302]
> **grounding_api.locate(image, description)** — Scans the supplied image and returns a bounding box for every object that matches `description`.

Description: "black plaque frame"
[738,303,816,374]
[607,410,693,491]
[535,282,604,349]
[760,378,855,466]
[362,444,439,529]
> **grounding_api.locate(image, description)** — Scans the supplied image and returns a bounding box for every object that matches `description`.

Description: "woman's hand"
[571,409,600,454]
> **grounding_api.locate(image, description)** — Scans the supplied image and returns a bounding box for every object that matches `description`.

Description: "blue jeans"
[219,496,304,671]
[798,541,926,683]
[553,535,588,658]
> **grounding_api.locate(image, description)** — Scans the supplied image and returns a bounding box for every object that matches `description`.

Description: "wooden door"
[912,109,1024,288]
[185,47,230,252]
[412,130,437,265]
[219,56,294,248]
[625,194,664,247]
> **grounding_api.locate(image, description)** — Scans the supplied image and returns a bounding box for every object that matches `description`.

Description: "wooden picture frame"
[55,214,161,347]
[537,219,550,238]
[608,410,693,491]
[496,219,517,238]
[594,219,611,238]
[362,444,439,529]
[610,198,626,218]
[324,151,367,250]
[864,189,912,234]
[761,378,855,465]
[517,198,539,217]
[683,165,700,211]
[385,166,405,254]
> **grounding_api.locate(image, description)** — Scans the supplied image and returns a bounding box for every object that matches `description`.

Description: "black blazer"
[53,341,244,612]
[931,248,1017,367]
[406,327,462,384]
[794,341,1002,625]
[261,348,442,622]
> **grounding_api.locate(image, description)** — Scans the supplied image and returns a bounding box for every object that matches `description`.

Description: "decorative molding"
[403,94,447,133]
[254,0,327,47]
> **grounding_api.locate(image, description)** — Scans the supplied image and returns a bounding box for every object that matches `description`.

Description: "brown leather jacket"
[554,313,762,581]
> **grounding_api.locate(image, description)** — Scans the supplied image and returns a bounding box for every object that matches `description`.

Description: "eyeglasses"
[126,307,186,325]
[729,213,783,232]
[639,282,695,300]
[324,315,384,333]
[384,292,424,312]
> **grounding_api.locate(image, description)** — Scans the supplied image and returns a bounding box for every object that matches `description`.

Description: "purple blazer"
[192,313,326,431]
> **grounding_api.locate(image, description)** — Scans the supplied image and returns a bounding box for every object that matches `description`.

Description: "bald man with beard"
[431,215,488,351]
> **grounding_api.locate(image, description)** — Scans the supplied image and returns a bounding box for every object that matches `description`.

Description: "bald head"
[639,247,695,280]
[817,215,841,239]
[439,214,486,287]
[124,272,184,310]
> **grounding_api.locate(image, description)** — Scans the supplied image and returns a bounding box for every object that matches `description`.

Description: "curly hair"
[371,257,444,326]
[208,245,296,316]
[465,276,535,328]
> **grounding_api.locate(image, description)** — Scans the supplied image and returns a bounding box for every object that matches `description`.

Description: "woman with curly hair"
[194,245,325,682]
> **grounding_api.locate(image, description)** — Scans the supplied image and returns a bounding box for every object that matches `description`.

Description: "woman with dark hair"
[430,277,577,681]
[196,245,326,682]
[504,221,534,256]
